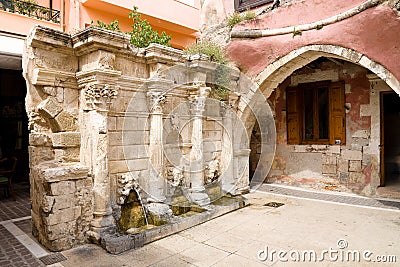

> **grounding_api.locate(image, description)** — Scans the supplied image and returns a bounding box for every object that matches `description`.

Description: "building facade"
[214,0,400,196]
[5,0,400,253]
[0,0,200,206]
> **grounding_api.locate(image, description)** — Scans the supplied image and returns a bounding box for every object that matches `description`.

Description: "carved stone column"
[147,91,167,202]
[79,80,119,236]
[220,103,235,194]
[189,86,211,206]
[235,148,251,194]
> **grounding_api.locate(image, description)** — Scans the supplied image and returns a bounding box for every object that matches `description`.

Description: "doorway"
[0,68,30,200]
[381,92,400,187]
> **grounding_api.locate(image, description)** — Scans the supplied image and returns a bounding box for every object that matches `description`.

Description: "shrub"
[227,12,244,29]
[92,6,172,48]
[184,42,231,100]
[227,10,257,29]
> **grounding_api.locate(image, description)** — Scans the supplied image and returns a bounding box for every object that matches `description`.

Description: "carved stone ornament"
[170,165,184,187]
[99,52,115,70]
[205,153,220,184]
[147,91,166,113]
[84,84,118,110]
[190,86,211,116]
[116,172,140,205]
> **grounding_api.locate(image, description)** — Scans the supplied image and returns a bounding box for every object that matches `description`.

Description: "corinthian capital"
[147,91,166,113]
[84,83,119,110]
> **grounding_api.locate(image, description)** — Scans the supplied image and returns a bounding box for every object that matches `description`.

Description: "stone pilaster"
[77,69,120,238]
[189,86,211,206]
[147,91,167,202]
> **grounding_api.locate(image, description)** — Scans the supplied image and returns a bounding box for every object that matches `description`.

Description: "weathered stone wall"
[23,26,251,251]
[23,27,92,251]
[262,60,380,194]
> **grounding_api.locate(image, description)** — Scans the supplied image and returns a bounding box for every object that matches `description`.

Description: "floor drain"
[264,202,285,208]
[39,252,67,265]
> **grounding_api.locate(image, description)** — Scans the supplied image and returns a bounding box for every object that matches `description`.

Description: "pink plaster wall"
[228,4,400,81]
[235,0,366,30]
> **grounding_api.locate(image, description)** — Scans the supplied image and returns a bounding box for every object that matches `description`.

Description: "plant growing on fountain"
[92,6,172,48]
[184,41,231,100]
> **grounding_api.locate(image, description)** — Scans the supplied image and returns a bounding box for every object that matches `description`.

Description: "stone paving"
[259,184,400,211]
[0,183,31,222]
[0,224,44,267]
[60,187,400,267]
[1,184,400,266]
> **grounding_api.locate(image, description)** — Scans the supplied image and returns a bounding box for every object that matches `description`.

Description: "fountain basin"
[100,195,248,254]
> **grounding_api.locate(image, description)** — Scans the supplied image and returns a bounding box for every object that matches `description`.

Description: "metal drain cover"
[39,252,67,265]
[264,202,284,208]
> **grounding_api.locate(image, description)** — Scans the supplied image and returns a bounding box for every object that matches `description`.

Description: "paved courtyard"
[1,184,399,266]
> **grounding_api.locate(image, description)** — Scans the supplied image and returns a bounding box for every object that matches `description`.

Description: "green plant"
[128,6,171,48]
[244,10,256,20]
[316,24,323,30]
[92,6,171,48]
[227,12,244,29]
[184,42,231,100]
[92,19,121,32]
[293,29,302,37]
[184,41,228,64]
[227,9,257,29]
[15,0,38,15]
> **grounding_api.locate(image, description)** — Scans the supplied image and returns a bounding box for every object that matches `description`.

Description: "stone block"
[50,181,76,196]
[52,132,81,148]
[362,154,372,167]
[338,159,349,172]
[44,164,89,182]
[101,234,135,254]
[54,148,80,162]
[352,138,369,147]
[52,111,77,132]
[341,149,362,161]
[293,145,307,153]
[137,145,148,158]
[53,194,75,210]
[127,159,149,171]
[37,97,62,119]
[352,130,370,139]
[109,145,125,161]
[117,117,138,131]
[349,172,364,184]
[360,104,371,117]
[327,146,341,154]
[42,196,55,213]
[121,131,147,145]
[108,117,117,131]
[28,146,55,167]
[56,87,64,103]
[349,160,362,172]
[350,144,363,151]
[322,164,337,174]
[29,133,52,146]
[322,155,337,165]
[47,222,74,241]
[338,172,349,182]
[46,206,78,225]
[109,160,129,173]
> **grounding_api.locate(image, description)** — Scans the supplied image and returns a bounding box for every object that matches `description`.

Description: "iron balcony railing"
[0,0,60,23]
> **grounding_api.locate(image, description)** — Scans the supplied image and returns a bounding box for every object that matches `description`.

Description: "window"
[286,81,345,145]
[234,0,273,12]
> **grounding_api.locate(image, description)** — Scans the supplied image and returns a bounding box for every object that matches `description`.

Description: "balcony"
[0,0,60,23]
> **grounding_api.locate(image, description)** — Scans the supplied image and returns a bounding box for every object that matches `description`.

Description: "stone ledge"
[41,163,89,182]
[99,196,248,254]
[52,132,81,148]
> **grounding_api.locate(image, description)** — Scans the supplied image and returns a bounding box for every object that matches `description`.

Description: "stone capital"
[83,83,119,111]
[147,91,166,113]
